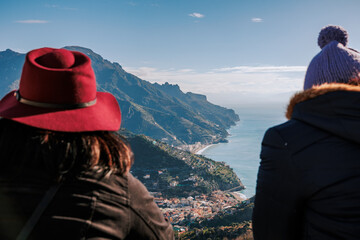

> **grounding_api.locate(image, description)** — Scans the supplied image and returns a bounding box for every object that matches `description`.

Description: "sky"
[2,0,360,108]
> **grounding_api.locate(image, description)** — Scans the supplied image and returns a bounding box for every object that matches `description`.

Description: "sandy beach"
[232,191,248,201]
[195,144,215,154]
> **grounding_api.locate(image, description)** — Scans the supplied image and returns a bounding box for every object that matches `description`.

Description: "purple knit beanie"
[304,25,360,90]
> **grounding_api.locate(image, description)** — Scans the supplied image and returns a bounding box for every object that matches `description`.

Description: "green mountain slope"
[122,130,244,197]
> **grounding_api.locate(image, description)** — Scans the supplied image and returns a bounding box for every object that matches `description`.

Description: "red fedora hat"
[0,47,121,132]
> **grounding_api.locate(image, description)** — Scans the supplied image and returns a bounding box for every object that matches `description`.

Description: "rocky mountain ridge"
[0,47,239,147]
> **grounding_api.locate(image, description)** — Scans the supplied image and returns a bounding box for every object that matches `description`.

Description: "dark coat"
[253,84,360,240]
[0,170,174,240]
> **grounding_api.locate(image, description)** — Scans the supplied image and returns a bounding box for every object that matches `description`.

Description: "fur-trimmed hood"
[286,83,360,144]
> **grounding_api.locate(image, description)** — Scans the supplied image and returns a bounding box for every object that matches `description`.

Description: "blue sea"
[200,104,287,198]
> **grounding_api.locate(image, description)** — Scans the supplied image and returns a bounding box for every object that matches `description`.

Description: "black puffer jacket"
[253,84,360,240]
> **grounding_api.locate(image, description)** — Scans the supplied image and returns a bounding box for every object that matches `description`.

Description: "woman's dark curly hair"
[0,118,133,182]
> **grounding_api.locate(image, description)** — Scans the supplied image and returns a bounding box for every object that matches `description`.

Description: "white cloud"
[251,18,263,23]
[123,65,306,97]
[15,20,49,24]
[214,66,307,73]
[177,69,194,73]
[45,4,77,10]
[189,13,205,18]
[127,1,138,6]
[45,4,59,8]
[127,67,157,77]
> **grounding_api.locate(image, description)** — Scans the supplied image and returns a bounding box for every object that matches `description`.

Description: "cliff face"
[154,82,239,129]
[122,130,244,197]
[0,47,239,146]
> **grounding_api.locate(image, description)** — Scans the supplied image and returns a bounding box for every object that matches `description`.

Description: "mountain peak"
[0,49,23,58]
[63,46,94,54]
[63,46,123,69]
[64,46,102,60]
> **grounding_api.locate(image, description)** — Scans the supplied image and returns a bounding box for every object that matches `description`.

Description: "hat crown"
[19,48,97,105]
[35,49,75,69]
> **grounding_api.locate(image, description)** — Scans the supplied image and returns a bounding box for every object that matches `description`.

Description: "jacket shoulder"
[127,173,174,239]
[263,119,330,153]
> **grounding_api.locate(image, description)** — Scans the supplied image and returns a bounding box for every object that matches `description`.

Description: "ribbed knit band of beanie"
[304,25,360,90]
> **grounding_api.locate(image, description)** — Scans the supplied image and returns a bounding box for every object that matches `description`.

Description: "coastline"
[195,144,215,154]
[232,191,248,201]
[178,142,216,154]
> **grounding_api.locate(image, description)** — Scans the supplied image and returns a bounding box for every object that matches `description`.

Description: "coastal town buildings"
[153,191,247,231]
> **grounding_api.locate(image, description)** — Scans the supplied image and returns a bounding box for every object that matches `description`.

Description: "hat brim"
[0,91,121,132]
